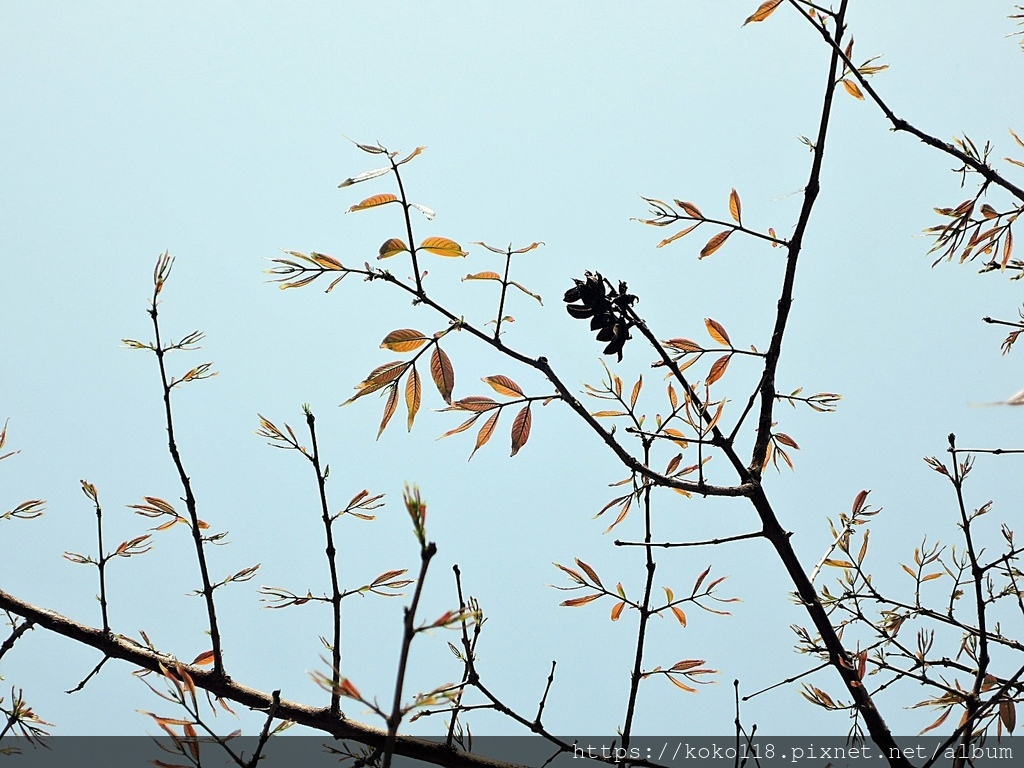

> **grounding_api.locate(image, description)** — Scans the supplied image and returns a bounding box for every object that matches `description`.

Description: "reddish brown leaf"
[191,650,215,666]
[700,229,732,259]
[561,592,602,607]
[775,432,799,449]
[430,346,455,404]
[1001,698,1017,734]
[852,489,870,514]
[448,396,499,412]
[345,361,410,404]
[377,384,400,439]
[677,200,704,219]
[665,337,702,352]
[575,558,604,588]
[510,404,532,457]
[469,410,500,460]
[706,354,731,386]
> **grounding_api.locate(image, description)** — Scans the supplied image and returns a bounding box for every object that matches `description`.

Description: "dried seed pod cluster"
[563,272,638,361]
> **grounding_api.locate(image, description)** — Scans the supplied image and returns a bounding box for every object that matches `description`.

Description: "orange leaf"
[344,361,410,404]
[380,328,429,352]
[704,318,731,346]
[667,675,697,693]
[510,404,533,456]
[728,188,742,224]
[469,410,500,460]
[438,414,481,440]
[1002,228,1014,270]
[671,606,687,626]
[700,230,732,259]
[842,79,865,100]
[348,193,398,212]
[191,650,215,666]
[483,375,524,398]
[630,376,643,408]
[430,346,454,405]
[611,601,626,621]
[657,224,700,248]
[378,238,408,259]
[339,677,362,699]
[405,366,422,432]
[463,271,503,281]
[377,383,400,439]
[420,236,467,257]
[706,354,731,386]
[743,0,783,25]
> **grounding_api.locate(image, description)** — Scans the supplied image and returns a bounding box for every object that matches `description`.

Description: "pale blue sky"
[2,1,1023,739]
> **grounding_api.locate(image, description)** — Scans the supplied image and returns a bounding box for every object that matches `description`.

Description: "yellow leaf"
[743,0,783,25]
[483,375,524,398]
[704,318,731,346]
[842,79,865,100]
[380,328,429,352]
[348,193,398,212]
[420,236,467,257]
[700,230,732,259]
[728,188,742,224]
[405,366,421,432]
[378,238,408,259]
